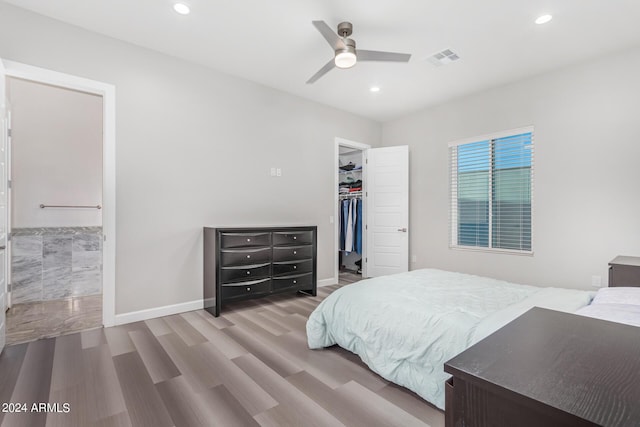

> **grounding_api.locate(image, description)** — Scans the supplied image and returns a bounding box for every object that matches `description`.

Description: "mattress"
[306,269,594,409]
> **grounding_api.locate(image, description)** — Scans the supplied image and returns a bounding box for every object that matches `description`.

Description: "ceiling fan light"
[173,3,190,15]
[335,50,357,69]
[535,14,552,25]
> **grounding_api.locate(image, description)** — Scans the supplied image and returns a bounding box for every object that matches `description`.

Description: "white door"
[365,146,409,277]
[0,59,8,353]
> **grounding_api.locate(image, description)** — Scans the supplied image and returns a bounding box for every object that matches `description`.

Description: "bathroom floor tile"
[5,294,103,346]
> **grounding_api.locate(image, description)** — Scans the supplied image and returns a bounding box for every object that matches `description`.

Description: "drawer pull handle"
[293,265,297,269]
[247,255,251,259]
[293,251,297,255]
[246,271,251,275]
[247,238,251,242]
[293,236,297,240]
[246,287,251,291]
[293,280,297,284]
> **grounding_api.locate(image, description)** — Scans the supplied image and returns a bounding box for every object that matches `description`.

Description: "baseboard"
[318,278,337,287]
[113,279,338,325]
[114,299,204,326]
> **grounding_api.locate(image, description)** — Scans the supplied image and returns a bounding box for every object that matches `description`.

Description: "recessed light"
[535,14,552,25]
[173,3,190,15]
[370,86,380,93]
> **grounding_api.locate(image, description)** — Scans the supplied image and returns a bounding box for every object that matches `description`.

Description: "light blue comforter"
[306,269,594,409]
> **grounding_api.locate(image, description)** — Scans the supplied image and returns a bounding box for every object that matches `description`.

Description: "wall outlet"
[591,275,602,288]
[270,167,276,176]
[411,255,417,263]
[276,168,282,177]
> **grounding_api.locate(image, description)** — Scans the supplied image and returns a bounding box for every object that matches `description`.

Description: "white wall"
[383,47,640,290]
[8,77,103,227]
[0,3,381,314]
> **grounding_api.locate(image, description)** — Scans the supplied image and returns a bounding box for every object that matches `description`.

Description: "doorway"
[334,139,411,285]
[335,138,370,283]
[0,59,116,353]
[5,77,103,344]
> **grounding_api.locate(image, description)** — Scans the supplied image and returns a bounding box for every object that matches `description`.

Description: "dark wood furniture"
[444,307,640,427]
[609,255,640,287]
[204,226,317,317]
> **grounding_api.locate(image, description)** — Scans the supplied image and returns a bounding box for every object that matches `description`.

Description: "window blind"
[449,129,534,253]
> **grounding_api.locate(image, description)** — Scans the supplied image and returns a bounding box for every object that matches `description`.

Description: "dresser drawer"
[272,273,313,291]
[221,278,271,299]
[273,259,312,276]
[220,232,271,249]
[273,230,313,246]
[273,245,312,262]
[221,247,271,266]
[220,263,271,283]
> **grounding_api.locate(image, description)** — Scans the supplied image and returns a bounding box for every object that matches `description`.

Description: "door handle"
[397,228,407,232]
[0,246,4,249]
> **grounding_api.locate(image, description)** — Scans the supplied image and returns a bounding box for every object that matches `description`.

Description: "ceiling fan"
[306,20,411,84]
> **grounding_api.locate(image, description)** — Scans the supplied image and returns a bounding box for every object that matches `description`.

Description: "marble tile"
[12,235,43,257]
[12,250,43,304]
[43,265,73,300]
[43,235,72,270]
[73,234,102,252]
[11,229,103,305]
[12,255,43,284]
[12,226,103,236]
[72,250,102,269]
[72,265,102,297]
[12,279,43,304]
[5,294,102,345]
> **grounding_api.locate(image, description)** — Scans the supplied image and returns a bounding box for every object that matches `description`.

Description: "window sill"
[449,245,534,257]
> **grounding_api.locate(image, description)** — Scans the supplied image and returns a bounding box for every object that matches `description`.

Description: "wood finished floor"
[0,281,444,427]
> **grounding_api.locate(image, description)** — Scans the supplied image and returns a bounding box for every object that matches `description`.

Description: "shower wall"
[12,227,102,304]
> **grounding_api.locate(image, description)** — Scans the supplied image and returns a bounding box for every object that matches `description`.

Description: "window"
[449,127,533,253]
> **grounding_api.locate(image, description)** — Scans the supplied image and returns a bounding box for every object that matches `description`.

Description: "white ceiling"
[6,0,640,122]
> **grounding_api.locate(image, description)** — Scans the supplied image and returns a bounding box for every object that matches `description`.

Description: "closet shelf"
[339,191,362,199]
[339,168,362,174]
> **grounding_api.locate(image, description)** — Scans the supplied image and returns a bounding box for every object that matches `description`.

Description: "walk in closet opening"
[335,138,370,282]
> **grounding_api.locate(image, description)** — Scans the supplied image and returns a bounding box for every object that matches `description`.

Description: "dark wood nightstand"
[444,307,640,427]
[609,255,640,287]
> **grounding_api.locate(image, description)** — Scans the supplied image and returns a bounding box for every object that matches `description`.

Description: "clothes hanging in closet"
[339,198,362,254]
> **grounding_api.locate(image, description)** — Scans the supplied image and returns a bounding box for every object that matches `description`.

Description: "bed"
[306,269,595,409]
[575,286,640,327]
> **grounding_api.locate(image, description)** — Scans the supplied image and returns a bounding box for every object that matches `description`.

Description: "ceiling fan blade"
[358,50,411,62]
[312,20,346,50]
[306,58,336,84]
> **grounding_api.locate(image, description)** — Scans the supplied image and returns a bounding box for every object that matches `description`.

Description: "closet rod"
[40,204,102,209]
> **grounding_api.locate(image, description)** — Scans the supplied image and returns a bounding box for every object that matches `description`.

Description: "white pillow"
[592,287,640,306]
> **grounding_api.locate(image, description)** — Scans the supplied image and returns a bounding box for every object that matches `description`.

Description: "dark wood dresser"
[444,307,640,427]
[609,255,640,287]
[203,226,317,317]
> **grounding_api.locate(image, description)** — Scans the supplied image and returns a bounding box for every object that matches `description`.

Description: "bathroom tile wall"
[12,227,102,304]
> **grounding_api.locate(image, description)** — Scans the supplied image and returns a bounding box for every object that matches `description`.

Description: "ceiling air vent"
[427,49,460,67]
